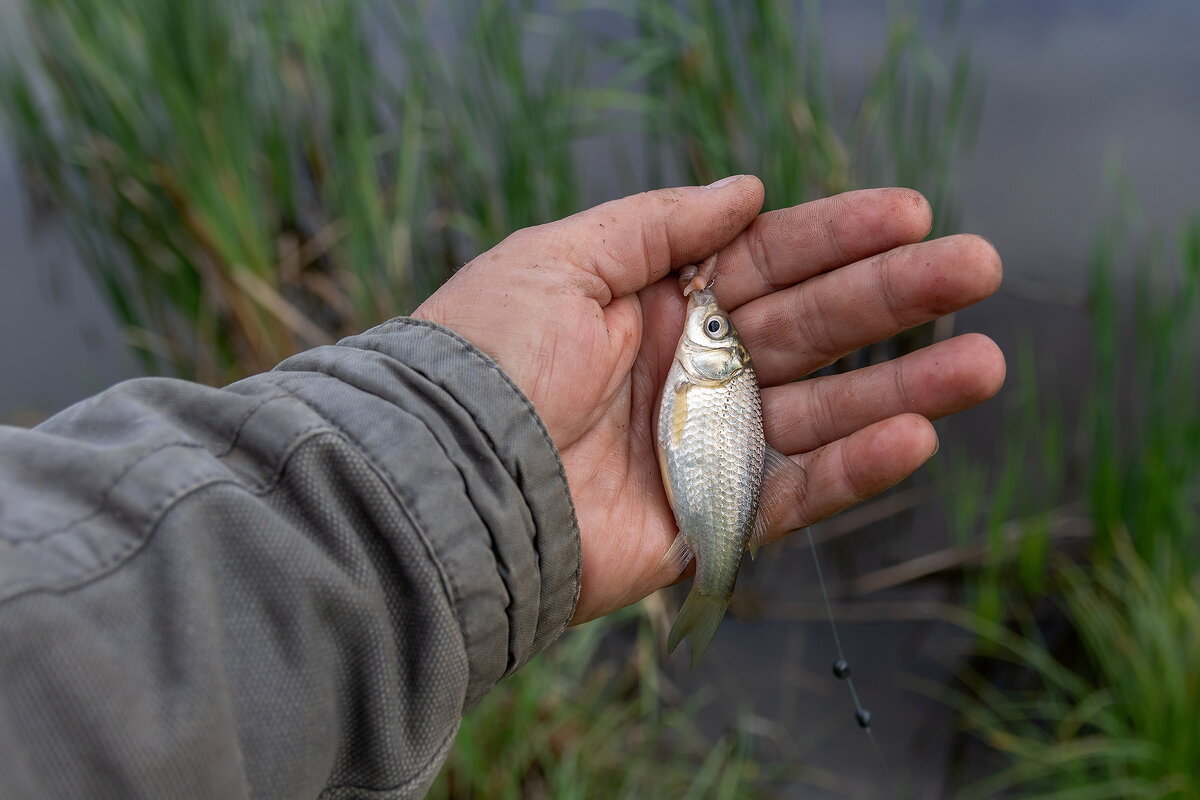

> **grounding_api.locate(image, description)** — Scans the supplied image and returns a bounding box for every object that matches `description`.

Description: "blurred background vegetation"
[2,0,1198,797]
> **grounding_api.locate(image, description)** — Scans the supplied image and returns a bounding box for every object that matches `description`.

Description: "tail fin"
[667,589,730,667]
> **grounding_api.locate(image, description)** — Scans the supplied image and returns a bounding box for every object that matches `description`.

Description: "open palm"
[414,176,1004,623]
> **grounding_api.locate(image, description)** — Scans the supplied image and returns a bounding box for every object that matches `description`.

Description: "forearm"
[0,318,580,799]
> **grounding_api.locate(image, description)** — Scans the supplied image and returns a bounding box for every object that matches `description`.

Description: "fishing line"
[805,526,897,795]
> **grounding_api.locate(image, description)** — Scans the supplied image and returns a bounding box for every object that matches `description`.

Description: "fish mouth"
[679,254,718,297]
[687,287,717,309]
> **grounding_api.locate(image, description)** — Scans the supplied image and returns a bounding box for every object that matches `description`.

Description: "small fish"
[656,262,799,665]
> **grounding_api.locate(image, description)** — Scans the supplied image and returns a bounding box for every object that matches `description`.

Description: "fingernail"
[930,437,940,457]
[703,174,744,190]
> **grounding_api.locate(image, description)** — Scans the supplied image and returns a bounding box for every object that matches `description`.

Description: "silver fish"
[656,265,794,665]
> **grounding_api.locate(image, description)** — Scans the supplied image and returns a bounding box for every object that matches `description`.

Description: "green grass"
[1,0,596,382]
[941,201,1200,796]
[12,0,1196,795]
[953,536,1200,800]
[1,0,981,793]
[1,0,977,385]
[428,606,784,799]
[19,0,1197,795]
[633,0,978,234]
[2,0,412,381]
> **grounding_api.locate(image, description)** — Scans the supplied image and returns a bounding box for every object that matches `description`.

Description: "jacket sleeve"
[0,317,581,800]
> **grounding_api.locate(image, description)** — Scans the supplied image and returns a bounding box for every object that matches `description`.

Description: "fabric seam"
[269,373,473,670]
[0,421,330,605]
[0,388,295,545]
[355,317,583,624]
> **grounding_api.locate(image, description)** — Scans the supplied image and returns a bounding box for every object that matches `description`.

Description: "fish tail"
[667,589,731,667]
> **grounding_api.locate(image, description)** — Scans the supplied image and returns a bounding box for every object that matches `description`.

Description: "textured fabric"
[0,318,581,799]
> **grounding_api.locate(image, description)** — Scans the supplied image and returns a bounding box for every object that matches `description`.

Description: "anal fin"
[656,532,695,580]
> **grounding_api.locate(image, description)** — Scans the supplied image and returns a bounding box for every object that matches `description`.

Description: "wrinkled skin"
[414,177,1005,624]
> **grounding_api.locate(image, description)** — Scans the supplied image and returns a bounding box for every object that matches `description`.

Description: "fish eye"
[704,315,729,339]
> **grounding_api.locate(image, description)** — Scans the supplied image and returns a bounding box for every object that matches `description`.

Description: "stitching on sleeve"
[354,318,583,616]
[0,388,295,545]
[268,374,472,654]
[0,420,332,604]
[2,372,477,793]
[267,375,478,789]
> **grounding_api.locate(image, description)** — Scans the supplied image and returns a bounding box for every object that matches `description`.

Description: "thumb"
[559,175,764,298]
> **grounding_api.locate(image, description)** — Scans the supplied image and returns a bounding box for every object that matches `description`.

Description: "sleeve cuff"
[271,317,581,707]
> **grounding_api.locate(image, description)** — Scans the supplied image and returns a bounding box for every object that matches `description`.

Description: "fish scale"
[675,370,763,592]
[656,283,766,664]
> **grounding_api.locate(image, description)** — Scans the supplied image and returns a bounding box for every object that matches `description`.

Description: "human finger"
[736,233,1002,386]
[707,187,933,311]
[761,333,1006,455]
[557,175,765,301]
[763,413,938,543]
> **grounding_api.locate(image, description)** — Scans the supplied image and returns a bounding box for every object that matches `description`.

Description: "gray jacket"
[0,318,582,799]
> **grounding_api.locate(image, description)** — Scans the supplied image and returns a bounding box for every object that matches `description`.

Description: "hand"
[413,177,1005,624]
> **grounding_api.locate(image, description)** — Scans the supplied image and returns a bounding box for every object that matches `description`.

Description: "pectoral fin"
[748,445,807,558]
[656,532,695,580]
